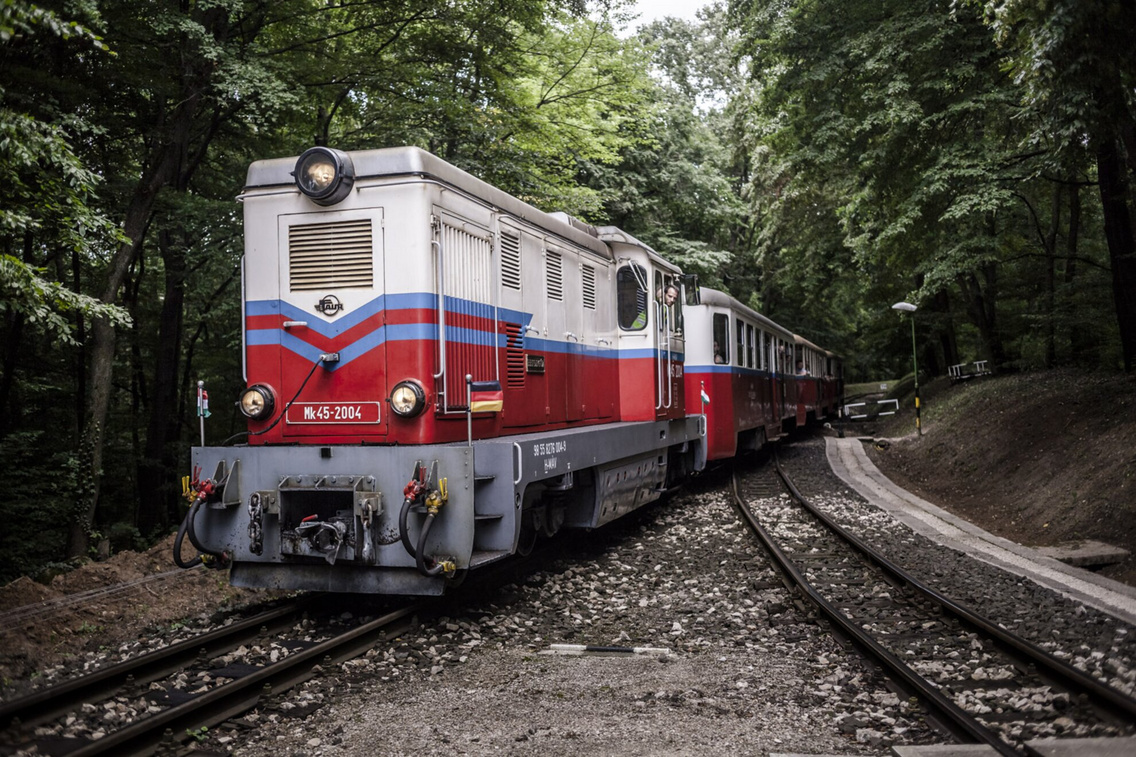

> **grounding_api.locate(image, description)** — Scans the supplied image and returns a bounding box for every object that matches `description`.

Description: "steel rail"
[771,455,1136,724]
[63,601,430,756]
[1,599,309,730]
[730,466,1019,756]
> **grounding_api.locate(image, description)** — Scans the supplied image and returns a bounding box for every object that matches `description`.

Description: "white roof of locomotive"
[698,287,795,341]
[244,145,611,260]
[595,226,684,274]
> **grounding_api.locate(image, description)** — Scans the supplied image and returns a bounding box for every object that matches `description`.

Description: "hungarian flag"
[470,380,503,413]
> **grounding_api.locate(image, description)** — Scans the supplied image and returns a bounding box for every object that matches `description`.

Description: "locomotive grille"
[500,230,521,290]
[546,249,563,301]
[582,264,596,310]
[504,322,525,389]
[289,218,374,291]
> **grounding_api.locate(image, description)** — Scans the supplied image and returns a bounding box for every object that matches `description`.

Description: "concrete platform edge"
[824,436,1136,627]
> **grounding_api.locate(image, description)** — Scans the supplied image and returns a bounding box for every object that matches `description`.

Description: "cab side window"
[617,264,648,330]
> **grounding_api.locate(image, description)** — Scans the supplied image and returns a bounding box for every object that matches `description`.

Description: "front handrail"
[654,301,664,411]
[431,228,447,409]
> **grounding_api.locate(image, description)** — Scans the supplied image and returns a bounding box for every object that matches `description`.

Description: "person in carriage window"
[657,283,681,333]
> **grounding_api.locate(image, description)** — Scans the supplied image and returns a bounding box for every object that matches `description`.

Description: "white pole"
[197,380,205,446]
[465,374,473,447]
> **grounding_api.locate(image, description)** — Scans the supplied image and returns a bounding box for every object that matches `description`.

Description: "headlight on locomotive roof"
[293,146,354,205]
[390,381,426,418]
[238,385,276,420]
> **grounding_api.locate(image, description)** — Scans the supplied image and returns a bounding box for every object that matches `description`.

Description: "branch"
[539,23,599,107]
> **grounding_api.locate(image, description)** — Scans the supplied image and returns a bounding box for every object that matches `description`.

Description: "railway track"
[0,542,557,756]
[732,452,1136,754]
[0,592,430,755]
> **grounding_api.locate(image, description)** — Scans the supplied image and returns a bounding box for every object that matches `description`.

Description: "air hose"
[415,513,447,577]
[173,495,230,569]
[173,499,204,569]
[398,496,418,559]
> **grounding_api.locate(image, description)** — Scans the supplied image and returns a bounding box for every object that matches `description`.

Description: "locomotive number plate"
[286,402,381,424]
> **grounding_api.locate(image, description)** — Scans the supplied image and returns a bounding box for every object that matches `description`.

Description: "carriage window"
[617,264,648,330]
[713,314,728,364]
[746,324,755,368]
[736,319,745,367]
[758,331,766,370]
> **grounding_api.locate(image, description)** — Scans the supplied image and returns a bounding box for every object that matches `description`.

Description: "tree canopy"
[0,0,1130,580]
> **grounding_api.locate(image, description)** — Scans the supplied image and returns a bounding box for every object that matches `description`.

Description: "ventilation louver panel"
[289,219,374,291]
[505,322,525,389]
[441,222,495,410]
[582,264,596,310]
[546,250,563,301]
[501,231,521,290]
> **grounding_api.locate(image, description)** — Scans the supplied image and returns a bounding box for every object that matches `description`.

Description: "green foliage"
[0,431,83,583]
[0,0,1128,582]
[0,256,129,345]
[734,0,1121,375]
[0,0,109,48]
[583,4,745,287]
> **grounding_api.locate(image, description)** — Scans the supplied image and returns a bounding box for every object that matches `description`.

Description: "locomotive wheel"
[516,513,538,557]
[540,503,565,538]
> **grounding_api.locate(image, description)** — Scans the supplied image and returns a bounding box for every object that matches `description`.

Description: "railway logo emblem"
[315,295,343,316]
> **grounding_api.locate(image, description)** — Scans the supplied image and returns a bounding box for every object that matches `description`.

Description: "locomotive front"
[183,147,506,594]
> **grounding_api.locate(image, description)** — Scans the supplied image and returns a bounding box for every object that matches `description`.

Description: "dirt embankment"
[863,370,1136,586]
[0,534,272,688]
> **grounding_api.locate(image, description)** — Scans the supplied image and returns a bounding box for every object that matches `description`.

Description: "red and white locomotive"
[179,146,841,595]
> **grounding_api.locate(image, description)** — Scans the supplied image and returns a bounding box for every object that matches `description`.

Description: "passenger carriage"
[683,288,798,460]
[792,334,844,424]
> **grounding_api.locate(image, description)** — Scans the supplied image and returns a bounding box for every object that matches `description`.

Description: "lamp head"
[892,302,917,312]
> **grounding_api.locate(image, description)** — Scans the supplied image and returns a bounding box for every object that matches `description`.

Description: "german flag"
[469,380,503,413]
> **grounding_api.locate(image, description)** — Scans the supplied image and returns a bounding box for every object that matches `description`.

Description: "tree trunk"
[1096,134,1136,371]
[137,228,188,537]
[1065,184,1088,363]
[67,106,198,558]
[933,289,958,370]
[958,265,1007,370]
[72,245,87,442]
[0,312,24,439]
[1044,184,1062,367]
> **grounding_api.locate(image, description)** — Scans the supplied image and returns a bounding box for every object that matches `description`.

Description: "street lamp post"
[892,302,921,436]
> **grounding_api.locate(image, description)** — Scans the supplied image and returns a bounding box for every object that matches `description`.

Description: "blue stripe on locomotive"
[244,294,681,370]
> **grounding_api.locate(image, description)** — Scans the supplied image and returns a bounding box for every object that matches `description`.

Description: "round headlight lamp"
[390,380,426,418]
[239,385,276,420]
[293,147,355,205]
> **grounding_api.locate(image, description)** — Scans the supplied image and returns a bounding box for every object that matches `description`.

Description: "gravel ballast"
[219,468,935,756]
[17,433,1132,755]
